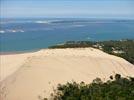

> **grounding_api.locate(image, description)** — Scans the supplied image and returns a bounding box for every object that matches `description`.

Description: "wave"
[8,29,25,33]
[1,19,134,25]
[34,20,63,24]
[0,30,5,34]
[35,21,51,24]
[0,30,25,33]
[1,20,63,25]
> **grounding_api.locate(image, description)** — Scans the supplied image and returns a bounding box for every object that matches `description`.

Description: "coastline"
[0,49,40,55]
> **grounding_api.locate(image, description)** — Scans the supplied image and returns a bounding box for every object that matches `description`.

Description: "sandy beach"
[0,48,134,100]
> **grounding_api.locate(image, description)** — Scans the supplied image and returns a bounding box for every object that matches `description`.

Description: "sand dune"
[0,48,134,100]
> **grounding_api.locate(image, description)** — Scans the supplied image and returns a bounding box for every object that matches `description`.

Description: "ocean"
[0,18,134,52]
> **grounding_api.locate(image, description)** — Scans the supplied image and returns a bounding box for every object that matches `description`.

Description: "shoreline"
[0,49,41,55]
[1,39,133,55]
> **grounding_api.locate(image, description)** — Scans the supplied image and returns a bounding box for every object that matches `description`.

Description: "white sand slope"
[0,48,134,100]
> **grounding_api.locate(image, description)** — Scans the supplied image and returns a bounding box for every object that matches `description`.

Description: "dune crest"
[0,48,134,100]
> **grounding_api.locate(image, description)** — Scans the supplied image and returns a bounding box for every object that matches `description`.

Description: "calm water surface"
[0,18,134,52]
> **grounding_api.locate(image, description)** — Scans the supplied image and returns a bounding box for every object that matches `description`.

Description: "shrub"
[44,74,134,100]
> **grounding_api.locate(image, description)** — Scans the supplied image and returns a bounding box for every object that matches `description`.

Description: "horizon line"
[1,17,134,20]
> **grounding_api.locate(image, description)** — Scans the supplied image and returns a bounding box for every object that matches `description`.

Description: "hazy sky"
[1,0,134,19]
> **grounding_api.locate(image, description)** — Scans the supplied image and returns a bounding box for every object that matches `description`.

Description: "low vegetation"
[49,39,134,64]
[43,74,134,100]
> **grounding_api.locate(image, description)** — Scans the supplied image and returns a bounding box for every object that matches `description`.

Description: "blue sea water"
[0,18,134,52]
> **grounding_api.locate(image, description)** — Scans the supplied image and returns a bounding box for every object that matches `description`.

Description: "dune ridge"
[0,48,134,100]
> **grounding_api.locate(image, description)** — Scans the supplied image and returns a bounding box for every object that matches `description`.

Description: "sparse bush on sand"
[44,74,134,100]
